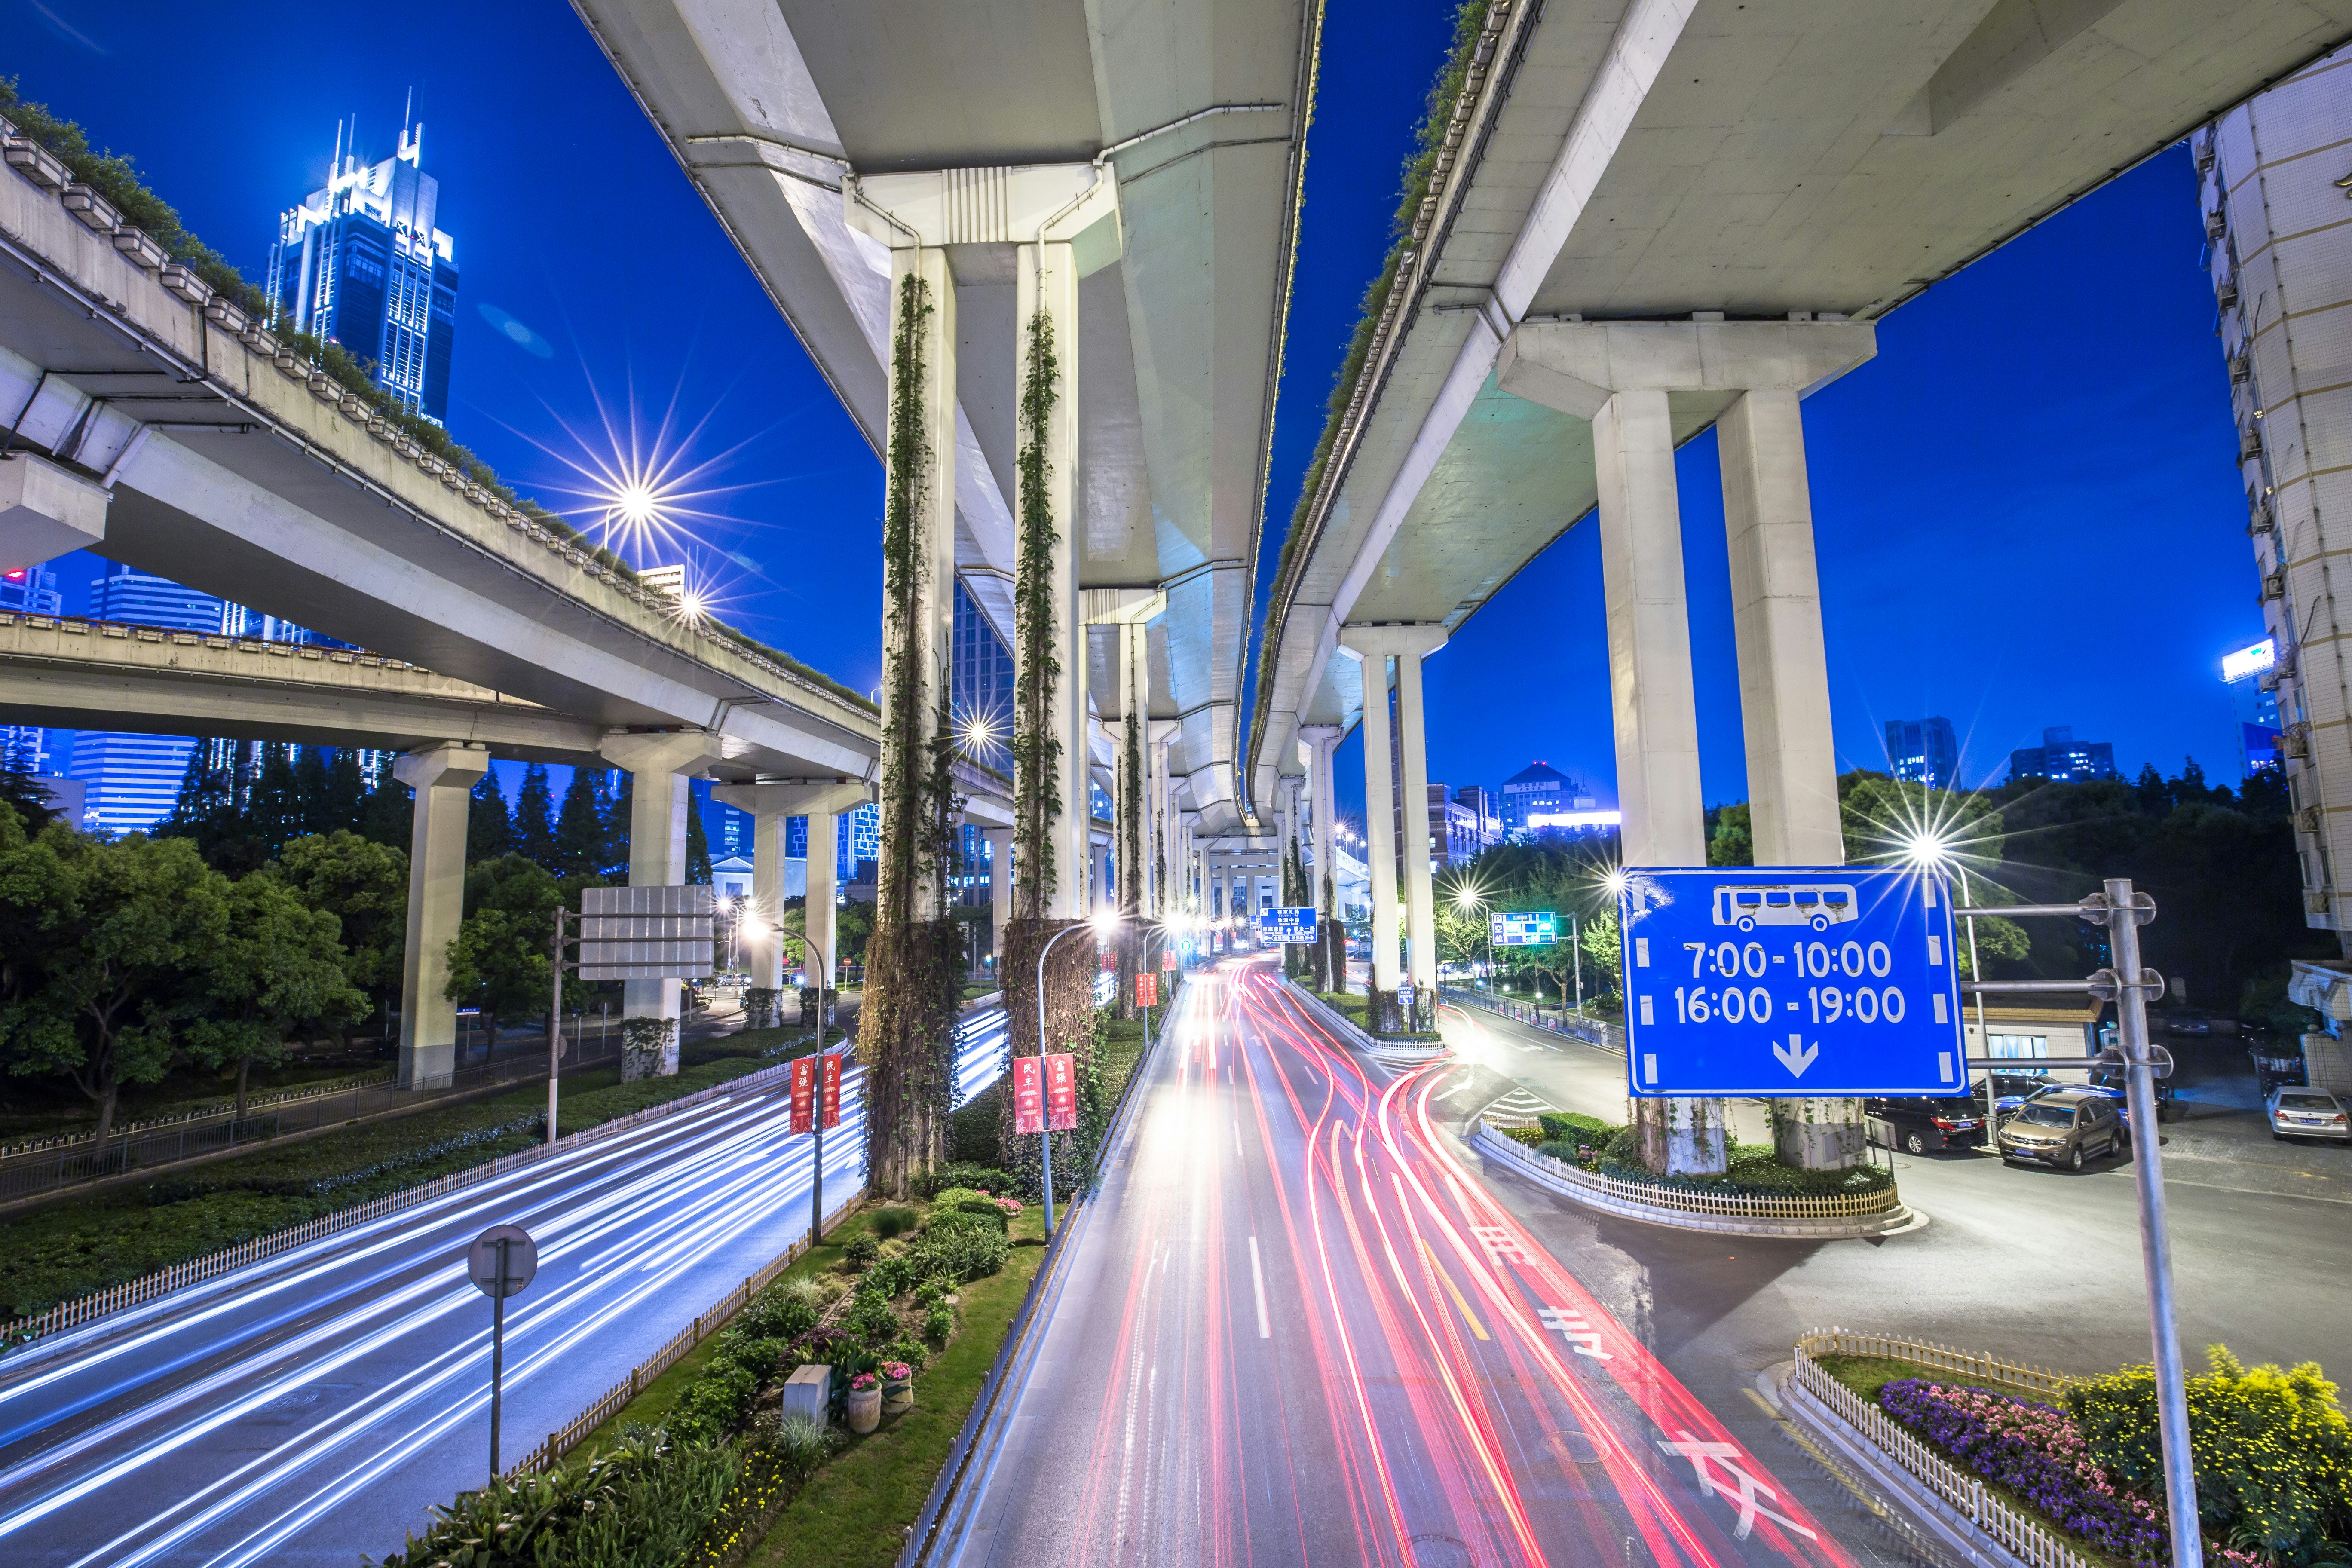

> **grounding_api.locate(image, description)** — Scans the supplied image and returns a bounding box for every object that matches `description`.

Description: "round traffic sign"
[467,1224,538,1299]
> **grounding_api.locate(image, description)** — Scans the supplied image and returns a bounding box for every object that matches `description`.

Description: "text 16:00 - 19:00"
[1672,938,1911,1026]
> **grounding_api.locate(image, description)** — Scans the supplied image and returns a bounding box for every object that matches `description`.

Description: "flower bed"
[1878,1379,2259,1568]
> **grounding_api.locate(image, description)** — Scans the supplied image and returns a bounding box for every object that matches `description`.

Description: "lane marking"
[1247,1237,1271,1339]
[1232,1118,1243,1160]
[1536,1305,1613,1359]
[1419,1237,1488,1341]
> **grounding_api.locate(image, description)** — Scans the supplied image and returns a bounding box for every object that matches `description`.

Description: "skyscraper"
[2007,726,2118,785]
[1885,716,1960,790]
[0,563,60,771]
[268,110,459,423]
[69,564,224,833]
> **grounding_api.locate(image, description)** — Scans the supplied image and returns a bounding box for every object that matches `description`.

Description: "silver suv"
[1996,1089,2125,1172]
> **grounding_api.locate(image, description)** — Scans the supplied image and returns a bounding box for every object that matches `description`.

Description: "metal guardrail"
[0,1054,790,1352]
[0,1068,396,1162]
[0,1035,622,1207]
[1792,1329,2089,1568]
[1439,986,1625,1052]
[1478,1119,1903,1219]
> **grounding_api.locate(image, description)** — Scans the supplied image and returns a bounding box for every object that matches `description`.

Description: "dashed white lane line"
[1247,1237,1271,1339]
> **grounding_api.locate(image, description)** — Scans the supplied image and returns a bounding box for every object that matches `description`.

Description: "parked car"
[2250,1045,2308,1094]
[1996,1090,2128,1171]
[1978,1072,2061,1121]
[1864,1096,1989,1155]
[2085,1066,2177,1122]
[2266,1087,2352,1143]
[2159,1011,2214,1036]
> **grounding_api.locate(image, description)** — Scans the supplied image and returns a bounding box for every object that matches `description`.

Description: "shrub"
[843,1232,879,1268]
[923,1303,955,1346]
[928,1189,1012,1231]
[914,1162,1018,1200]
[558,1435,740,1568]
[865,1251,917,1299]
[1498,1124,1546,1147]
[912,1219,1009,1283]
[845,1284,899,1345]
[766,1412,835,1479]
[735,1283,820,1345]
[869,1205,919,1240]
[2070,1347,2352,1565]
[666,1361,760,1446]
[946,1084,1004,1167]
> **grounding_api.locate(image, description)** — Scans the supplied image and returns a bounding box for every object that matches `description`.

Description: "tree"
[1706,802,1752,866]
[1577,907,1620,999]
[268,830,409,1029]
[0,830,231,1158]
[0,751,60,839]
[358,769,411,850]
[188,872,366,1117]
[602,769,633,878]
[513,763,557,870]
[322,747,368,833]
[446,854,571,1044]
[555,766,604,879]
[468,769,512,863]
[686,794,713,885]
[836,897,876,969]
[251,743,301,850]
[291,746,334,839]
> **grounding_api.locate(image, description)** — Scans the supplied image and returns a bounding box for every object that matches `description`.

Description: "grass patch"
[0,1033,821,1323]
[746,1207,1048,1568]
[1813,1351,2050,1404]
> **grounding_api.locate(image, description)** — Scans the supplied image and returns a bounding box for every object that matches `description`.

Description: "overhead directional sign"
[1491,910,1559,947]
[1618,868,1964,1098]
[1260,906,1318,944]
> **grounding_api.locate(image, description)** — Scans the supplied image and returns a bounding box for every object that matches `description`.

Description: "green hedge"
[0,1047,787,1321]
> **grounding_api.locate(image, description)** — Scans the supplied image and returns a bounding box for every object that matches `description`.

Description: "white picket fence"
[0,1060,797,1351]
[0,1069,396,1163]
[1793,1329,2089,1568]
[1481,1121,1902,1219]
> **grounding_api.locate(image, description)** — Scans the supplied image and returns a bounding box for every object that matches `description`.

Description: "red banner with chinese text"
[790,1056,815,1134]
[1012,1056,1044,1136]
[1135,972,1157,1009]
[818,1052,842,1130]
[1045,1052,1078,1132]
[1161,948,1179,971]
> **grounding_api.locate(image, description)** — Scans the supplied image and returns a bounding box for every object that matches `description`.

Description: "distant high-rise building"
[2007,726,2118,785]
[2221,638,2283,774]
[1,563,60,771]
[1429,784,1501,872]
[1885,716,1960,790]
[268,110,459,423]
[69,564,224,832]
[1498,761,1613,836]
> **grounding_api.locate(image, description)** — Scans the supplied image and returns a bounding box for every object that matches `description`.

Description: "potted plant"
[880,1360,915,1416]
[846,1372,882,1434]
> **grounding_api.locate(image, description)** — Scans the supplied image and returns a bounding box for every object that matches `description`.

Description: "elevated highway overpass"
[1246,0,2350,1141]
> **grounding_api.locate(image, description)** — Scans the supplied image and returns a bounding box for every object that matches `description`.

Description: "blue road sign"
[1260,906,1319,944]
[1491,910,1559,947]
[1617,867,1965,1098]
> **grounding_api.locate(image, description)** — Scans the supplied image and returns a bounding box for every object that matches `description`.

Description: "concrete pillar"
[1341,626,1446,1024]
[807,810,839,1007]
[1017,238,1088,921]
[1148,722,1180,917]
[1116,620,1146,919]
[714,781,871,1019]
[392,742,488,1090]
[603,732,726,1075]
[1394,643,1442,1014]
[1594,389,1706,868]
[1346,643,1401,1002]
[983,825,1014,973]
[746,810,787,991]
[1720,387,1862,1168]
[1301,724,1341,989]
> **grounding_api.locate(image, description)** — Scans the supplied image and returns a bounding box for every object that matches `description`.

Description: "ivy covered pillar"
[1148,721,1180,921]
[600,730,729,1079]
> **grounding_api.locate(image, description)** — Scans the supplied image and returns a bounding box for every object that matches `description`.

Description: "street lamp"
[1905,829,1992,1122]
[1032,909,1120,1239]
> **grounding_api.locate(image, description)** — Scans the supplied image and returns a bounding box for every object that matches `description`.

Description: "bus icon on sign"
[1712,883,1856,932]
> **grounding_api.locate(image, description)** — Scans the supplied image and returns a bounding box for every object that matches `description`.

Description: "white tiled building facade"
[2199,48,2352,947]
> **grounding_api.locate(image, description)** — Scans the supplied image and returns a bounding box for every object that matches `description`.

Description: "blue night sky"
[6,0,2258,819]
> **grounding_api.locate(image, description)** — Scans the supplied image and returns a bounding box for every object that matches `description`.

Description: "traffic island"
[1470,1119,1916,1238]
[1283,980,1449,1060]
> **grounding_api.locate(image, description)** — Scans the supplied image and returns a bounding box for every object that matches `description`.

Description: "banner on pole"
[789,1056,815,1134]
[1136,972,1158,1009]
[818,1052,843,1130]
[1161,949,1179,971]
[1045,1052,1078,1132]
[1012,1056,1044,1135]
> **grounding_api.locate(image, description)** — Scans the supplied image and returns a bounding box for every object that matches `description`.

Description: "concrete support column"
[1394,647,1441,1014]
[1301,725,1341,990]
[392,742,488,1090]
[983,826,1015,974]
[1017,238,1088,920]
[745,810,787,991]
[1116,621,1146,920]
[1720,387,1862,1168]
[1148,723,1180,917]
[1341,627,1446,1026]
[714,780,872,1024]
[604,732,726,1075]
[1593,391,1721,1173]
[806,812,839,1008]
[1348,647,1401,1001]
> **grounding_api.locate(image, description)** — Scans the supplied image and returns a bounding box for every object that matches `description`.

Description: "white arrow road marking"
[1535,1306,1613,1359]
[1773,1034,1819,1078]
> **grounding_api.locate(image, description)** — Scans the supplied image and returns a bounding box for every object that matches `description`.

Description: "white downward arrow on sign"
[1774,1034,1819,1078]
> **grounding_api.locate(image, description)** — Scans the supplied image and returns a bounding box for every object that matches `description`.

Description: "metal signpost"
[1259,906,1318,944]
[466,1223,538,1482]
[1617,867,1965,1097]
[790,1051,844,1242]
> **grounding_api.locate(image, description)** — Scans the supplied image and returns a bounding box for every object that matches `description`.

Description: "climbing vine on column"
[1011,308,1062,920]
[863,268,963,1196]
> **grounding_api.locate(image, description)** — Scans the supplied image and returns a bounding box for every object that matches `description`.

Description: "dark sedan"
[1865,1096,1990,1155]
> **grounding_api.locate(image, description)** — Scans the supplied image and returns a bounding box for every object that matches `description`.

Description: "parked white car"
[2266,1087,2352,1144]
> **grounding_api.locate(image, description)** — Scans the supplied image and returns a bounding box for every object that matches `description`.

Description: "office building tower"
[2199,51,2352,934]
[69,564,224,832]
[1498,761,1611,836]
[1885,716,1960,790]
[268,110,459,423]
[2006,726,2118,785]
[2221,638,2283,773]
[952,581,1014,773]
[1429,784,1501,872]
[0,563,60,770]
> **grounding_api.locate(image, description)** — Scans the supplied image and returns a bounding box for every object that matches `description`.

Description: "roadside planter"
[846,1372,882,1434]
[110,227,167,270]
[881,1358,915,1416]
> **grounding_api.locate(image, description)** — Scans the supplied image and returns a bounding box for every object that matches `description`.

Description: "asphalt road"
[0,1009,1008,1568]
[1430,996,2352,1550]
[935,958,1871,1568]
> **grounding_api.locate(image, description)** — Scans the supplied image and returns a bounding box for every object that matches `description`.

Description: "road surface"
[935,959,1863,1568]
[0,1009,1007,1568]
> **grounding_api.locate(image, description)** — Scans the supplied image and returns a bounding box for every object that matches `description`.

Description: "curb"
[1470,1122,1920,1239]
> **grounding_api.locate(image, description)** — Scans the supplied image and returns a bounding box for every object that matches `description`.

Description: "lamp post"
[1034,912,1118,1239]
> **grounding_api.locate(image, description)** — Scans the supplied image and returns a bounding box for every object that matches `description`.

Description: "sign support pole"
[488,1237,508,1483]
